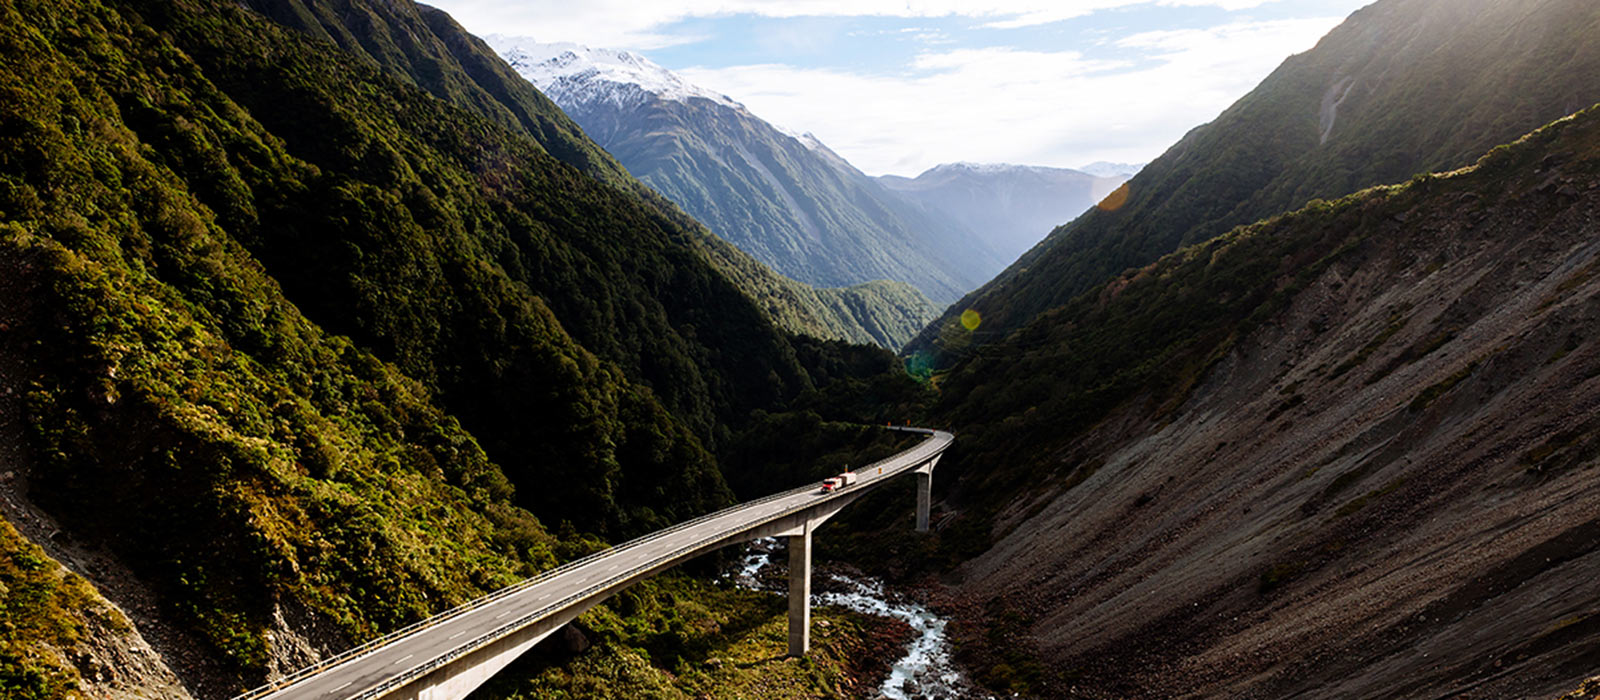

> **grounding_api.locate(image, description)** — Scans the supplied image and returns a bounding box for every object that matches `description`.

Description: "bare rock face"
[560,623,592,654]
[945,108,1600,698]
[72,610,192,700]
[263,597,353,680]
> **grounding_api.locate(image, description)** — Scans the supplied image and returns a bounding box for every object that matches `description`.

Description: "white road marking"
[392,654,414,666]
[330,681,353,694]
[496,609,512,619]
[448,631,466,640]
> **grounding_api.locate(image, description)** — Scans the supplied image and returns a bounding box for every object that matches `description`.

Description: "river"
[729,539,989,699]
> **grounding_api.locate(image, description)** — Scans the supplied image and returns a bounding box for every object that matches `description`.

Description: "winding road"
[237,426,952,700]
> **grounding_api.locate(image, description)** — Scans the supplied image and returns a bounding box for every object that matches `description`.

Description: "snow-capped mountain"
[488,38,739,110]
[1078,161,1146,178]
[486,36,1005,305]
[878,163,1134,263]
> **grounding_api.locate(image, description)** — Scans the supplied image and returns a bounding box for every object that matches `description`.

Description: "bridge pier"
[236,429,953,700]
[914,455,940,532]
[916,471,932,532]
[787,530,812,656]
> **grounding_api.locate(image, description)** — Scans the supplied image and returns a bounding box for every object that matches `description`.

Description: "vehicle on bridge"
[819,471,858,493]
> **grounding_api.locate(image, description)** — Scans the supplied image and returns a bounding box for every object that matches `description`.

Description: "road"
[240,427,953,700]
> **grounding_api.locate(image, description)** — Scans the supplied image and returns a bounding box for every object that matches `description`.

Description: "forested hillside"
[908,0,1600,363]
[0,0,926,694]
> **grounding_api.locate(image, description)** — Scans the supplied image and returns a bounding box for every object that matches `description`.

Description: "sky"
[425,0,1374,177]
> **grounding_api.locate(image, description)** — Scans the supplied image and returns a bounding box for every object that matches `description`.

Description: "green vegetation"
[247,0,938,350]
[688,233,941,349]
[908,0,1600,364]
[1407,360,1482,412]
[0,0,930,690]
[0,519,95,699]
[971,604,1045,695]
[476,574,905,700]
[242,0,636,190]
[1257,561,1305,595]
[1332,477,1409,519]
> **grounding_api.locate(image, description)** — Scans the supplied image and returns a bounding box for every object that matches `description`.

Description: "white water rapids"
[728,539,988,699]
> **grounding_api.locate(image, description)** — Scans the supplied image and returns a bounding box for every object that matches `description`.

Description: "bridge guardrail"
[348,428,948,700]
[235,427,948,700]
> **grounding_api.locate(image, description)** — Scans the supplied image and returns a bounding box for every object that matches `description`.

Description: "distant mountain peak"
[486,35,1006,308]
[930,161,1037,175]
[484,36,740,109]
[877,161,1134,264]
[487,35,840,162]
[1078,161,1145,178]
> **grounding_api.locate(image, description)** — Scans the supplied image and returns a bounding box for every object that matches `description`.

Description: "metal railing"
[234,427,950,700]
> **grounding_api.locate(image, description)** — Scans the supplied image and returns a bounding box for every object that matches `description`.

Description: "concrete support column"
[787,530,812,656]
[915,469,933,532]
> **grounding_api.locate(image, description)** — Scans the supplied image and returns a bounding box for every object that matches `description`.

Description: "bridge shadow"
[642,584,787,667]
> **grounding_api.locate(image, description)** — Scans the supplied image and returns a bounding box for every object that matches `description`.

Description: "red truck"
[819,471,858,494]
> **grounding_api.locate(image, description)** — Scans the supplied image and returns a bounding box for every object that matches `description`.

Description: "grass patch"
[1367,326,1459,385]
[480,574,907,699]
[1539,258,1600,310]
[1331,305,1412,379]
[0,519,92,699]
[1332,477,1409,518]
[1258,561,1305,595]
[1409,360,1482,412]
[1545,332,1583,365]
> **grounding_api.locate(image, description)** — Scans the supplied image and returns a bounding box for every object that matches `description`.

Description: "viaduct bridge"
[236,426,951,700]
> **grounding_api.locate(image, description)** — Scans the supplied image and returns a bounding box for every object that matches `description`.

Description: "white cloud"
[425,0,1291,48]
[677,16,1346,175]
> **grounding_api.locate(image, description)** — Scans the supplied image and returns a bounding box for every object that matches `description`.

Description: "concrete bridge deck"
[236,426,951,700]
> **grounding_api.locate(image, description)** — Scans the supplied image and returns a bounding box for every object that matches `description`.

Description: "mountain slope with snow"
[487,36,1006,308]
[493,40,739,109]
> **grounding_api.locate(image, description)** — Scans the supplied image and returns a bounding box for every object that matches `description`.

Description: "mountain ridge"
[877,162,1132,265]
[487,35,1007,307]
[906,0,1600,363]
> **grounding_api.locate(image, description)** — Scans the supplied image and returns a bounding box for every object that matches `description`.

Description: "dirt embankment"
[953,149,1600,697]
[0,243,203,699]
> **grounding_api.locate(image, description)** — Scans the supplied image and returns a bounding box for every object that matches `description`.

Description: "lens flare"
[960,309,981,331]
[1096,182,1131,212]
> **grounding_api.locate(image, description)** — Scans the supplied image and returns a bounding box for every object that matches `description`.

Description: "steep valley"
[5,0,1600,697]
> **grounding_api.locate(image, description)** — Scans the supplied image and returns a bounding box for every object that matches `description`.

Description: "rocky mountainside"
[488,37,1006,307]
[922,104,1600,698]
[877,162,1132,265]
[907,0,1600,362]
[0,0,929,694]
